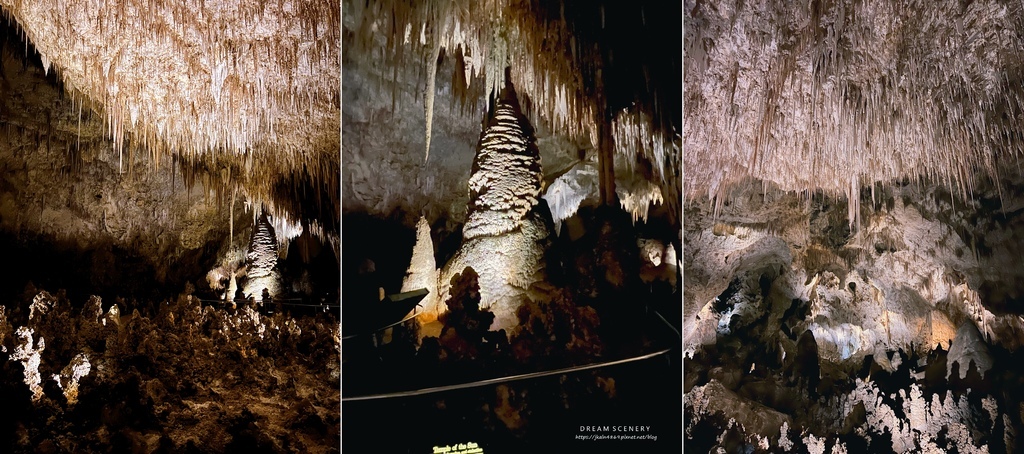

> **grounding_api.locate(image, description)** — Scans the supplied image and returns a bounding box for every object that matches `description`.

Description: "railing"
[192,297,340,309]
[341,310,680,401]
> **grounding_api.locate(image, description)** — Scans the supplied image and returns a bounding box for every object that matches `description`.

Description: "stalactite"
[0,0,339,206]
[687,0,1024,203]
[343,0,675,185]
[424,16,442,162]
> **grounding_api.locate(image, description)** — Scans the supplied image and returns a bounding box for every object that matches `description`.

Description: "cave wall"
[0,22,296,302]
[683,173,1024,451]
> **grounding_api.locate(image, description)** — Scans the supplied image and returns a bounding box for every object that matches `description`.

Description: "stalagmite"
[402,216,440,322]
[52,353,91,406]
[243,214,281,299]
[438,75,550,331]
[10,327,45,402]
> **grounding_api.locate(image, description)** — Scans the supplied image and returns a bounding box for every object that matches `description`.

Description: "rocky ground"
[684,175,1024,453]
[0,285,340,454]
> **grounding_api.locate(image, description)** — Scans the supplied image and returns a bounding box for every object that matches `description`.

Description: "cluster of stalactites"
[0,0,339,174]
[343,0,601,160]
[172,154,337,251]
[344,0,680,233]
[685,0,1024,226]
[613,108,681,226]
[613,107,679,184]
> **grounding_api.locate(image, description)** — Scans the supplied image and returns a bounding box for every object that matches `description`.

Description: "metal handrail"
[342,347,673,401]
[342,310,680,401]
[193,297,341,308]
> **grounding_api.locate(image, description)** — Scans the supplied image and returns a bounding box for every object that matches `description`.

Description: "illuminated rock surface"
[340,1,680,452]
[402,216,441,322]
[435,82,550,331]
[684,178,1024,452]
[684,1,1024,450]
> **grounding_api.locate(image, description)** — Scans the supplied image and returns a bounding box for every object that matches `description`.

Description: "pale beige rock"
[403,216,440,323]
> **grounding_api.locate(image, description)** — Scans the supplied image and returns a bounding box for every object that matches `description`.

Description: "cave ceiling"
[342,0,681,232]
[685,0,1024,207]
[0,0,340,234]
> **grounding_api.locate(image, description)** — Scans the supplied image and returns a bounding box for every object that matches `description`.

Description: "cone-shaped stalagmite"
[438,72,551,332]
[403,216,440,322]
[243,213,281,299]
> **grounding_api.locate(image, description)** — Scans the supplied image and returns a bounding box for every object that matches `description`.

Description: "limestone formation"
[947,322,993,381]
[685,179,1024,451]
[243,214,282,299]
[10,327,45,402]
[402,216,440,322]
[438,79,551,331]
[52,353,91,406]
[0,287,339,451]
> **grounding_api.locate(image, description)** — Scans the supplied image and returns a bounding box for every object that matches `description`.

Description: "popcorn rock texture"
[10,326,45,402]
[0,289,339,452]
[439,81,551,331]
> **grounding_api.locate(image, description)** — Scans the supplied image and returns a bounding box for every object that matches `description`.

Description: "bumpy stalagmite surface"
[243,214,281,299]
[10,326,44,402]
[437,80,550,331]
[53,352,91,406]
[463,85,544,240]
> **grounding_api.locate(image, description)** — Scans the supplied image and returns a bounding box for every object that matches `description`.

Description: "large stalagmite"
[243,214,281,299]
[438,76,551,331]
[342,2,680,451]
